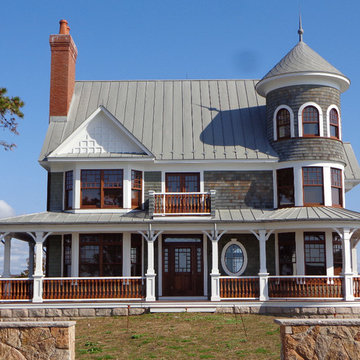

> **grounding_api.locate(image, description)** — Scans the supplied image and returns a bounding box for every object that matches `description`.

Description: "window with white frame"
[329,108,340,139]
[221,240,247,276]
[302,105,320,136]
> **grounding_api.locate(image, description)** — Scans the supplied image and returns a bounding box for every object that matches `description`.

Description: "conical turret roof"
[262,41,345,80]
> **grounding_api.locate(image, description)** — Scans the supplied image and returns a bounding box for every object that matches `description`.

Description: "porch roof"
[1,207,360,227]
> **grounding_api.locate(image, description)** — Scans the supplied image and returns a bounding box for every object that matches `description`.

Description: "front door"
[162,235,203,296]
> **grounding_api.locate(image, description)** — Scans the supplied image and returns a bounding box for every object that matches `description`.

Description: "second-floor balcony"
[149,190,215,216]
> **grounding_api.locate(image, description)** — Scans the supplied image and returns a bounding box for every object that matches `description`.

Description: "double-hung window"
[302,167,324,206]
[276,108,291,139]
[302,106,319,136]
[329,108,339,139]
[81,170,123,208]
[64,171,73,210]
[277,168,294,208]
[331,168,343,207]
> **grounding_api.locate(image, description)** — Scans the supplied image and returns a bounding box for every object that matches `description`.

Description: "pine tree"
[0,88,24,150]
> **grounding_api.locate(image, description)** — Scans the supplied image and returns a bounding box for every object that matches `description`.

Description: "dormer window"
[81,170,123,208]
[302,106,319,136]
[329,108,339,139]
[277,109,291,139]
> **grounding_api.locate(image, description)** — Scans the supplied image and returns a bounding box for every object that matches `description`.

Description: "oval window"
[221,240,247,276]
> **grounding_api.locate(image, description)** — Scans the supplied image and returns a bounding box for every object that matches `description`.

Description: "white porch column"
[28,242,34,277]
[139,225,162,301]
[71,233,79,277]
[3,236,11,278]
[342,228,354,301]
[204,225,226,301]
[32,232,46,303]
[252,229,273,301]
[123,166,132,209]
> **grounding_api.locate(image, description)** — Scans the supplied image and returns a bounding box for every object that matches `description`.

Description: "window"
[81,170,123,208]
[304,232,326,275]
[302,106,319,136]
[79,234,122,276]
[276,108,291,139]
[277,168,294,207]
[63,234,72,277]
[131,234,142,276]
[332,232,342,275]
[65,171,73,210]
[329,108,339,139]
[131,170,142,209]
[278,233,296,275]
[221,240,247,276]
[331,168,343,207]
[166,173,200,192]
[302,167,324,205]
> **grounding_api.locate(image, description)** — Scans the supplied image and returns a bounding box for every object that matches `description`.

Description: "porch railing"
[220,276,259,298]
[43,277,145,300]
[153,192,211,215]
[0,278,33,300]
[268,276,343,298]
[353,277,360,298]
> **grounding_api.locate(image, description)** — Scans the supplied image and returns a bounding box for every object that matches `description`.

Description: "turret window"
[331,168,343,207]
[302,167,324,206]
[302,106,320,136]
[329,108,339,139]
[277,109,291,139]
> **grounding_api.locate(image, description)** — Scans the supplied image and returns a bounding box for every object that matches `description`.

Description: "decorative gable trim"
[48,106,154,158]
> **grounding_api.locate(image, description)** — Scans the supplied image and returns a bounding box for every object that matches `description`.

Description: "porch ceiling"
[0,207,360,229]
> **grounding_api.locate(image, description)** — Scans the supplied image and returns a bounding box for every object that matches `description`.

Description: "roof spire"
[298,13,304,42]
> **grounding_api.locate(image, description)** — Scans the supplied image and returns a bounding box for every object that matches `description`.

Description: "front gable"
[48,106,153,157]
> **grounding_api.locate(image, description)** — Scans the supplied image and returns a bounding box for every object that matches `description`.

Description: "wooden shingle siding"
[46,235,62,277]
[204,171,273,209]
[47,172,64,211]
[144,171,162,209]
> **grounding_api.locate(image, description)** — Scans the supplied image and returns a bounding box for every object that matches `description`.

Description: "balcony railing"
[152,192,212,215]
[0,278,33,300]
[43,277,145,300]
[268,276,343,298]
[220,276,259,298]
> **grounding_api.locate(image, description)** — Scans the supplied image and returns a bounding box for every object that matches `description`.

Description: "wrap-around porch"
[1,210,360,304]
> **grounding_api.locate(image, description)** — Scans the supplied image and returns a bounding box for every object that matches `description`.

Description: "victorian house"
[1,20,360,305]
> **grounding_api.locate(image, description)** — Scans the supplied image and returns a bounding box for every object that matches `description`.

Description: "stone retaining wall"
[275,318,360,360]
[0,321,75,360]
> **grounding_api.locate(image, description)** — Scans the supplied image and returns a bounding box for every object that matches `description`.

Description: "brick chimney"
[49,20,78,118]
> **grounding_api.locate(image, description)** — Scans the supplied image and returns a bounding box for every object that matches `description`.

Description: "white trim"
[48,106,154,158]
[326,105,342,140]
[295,230,305,275]
[220,239,248,276]
[256,72,350,97]
[298,102,324,137]
[273,105,295,141]
[123,232,131,277]
[325,229,334,276]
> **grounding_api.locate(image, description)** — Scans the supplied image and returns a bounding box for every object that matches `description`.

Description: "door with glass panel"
[162,235,203,296]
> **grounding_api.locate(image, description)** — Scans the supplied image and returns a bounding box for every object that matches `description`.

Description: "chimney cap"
[59,19,70,35]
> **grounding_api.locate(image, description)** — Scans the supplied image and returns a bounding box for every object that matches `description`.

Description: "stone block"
[318,307,335,315]
[28,308,46,318]
[334,307,352,315]
[51,327,69,349]
[0,309,13,318]
[45,309,62,317]
[61,309,79,318]
[249,307,260,314]
[12,309,28,318]
[78,308,96,317]
[95,308,112,317]
[216,307,234,314]
[300,307,318,315]
[112,308,128,316]
[129,308,146,316]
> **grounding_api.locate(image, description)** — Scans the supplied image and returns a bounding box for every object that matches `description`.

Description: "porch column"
[139,225,163,301]
[71,233,79,277]
[33,232,45,303]
[204,225,226,301]
[342,228,354,301]
[252,229,273,301]
[28,242,34,277]
[2,236,11,278]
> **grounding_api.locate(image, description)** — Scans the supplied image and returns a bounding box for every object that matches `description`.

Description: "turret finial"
[298,13,304,42]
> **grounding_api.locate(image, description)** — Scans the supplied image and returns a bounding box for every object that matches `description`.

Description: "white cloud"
[0,200,15,219]
[0,239,29,275]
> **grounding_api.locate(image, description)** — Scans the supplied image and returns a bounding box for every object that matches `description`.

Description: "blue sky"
[1,0,360,273]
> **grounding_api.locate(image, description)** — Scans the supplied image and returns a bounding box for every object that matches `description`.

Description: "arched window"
[302,106,319,136]
[329,108,339,139]
[277,108,291,139]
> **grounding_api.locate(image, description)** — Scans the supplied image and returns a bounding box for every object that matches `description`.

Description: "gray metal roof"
[40,80,277,161]
[343,142,360,191]
[1,207,360,226]
[261,41,346,81]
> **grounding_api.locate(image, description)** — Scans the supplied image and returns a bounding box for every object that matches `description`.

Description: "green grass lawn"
[75,312,281,359]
